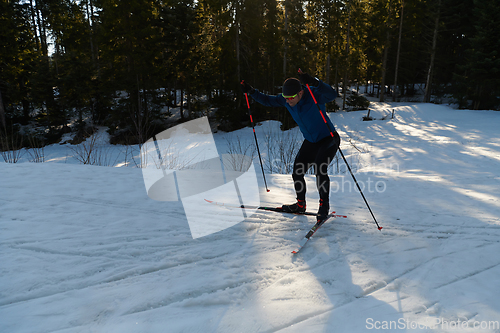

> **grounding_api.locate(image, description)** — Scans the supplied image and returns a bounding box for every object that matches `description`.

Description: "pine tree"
[0,0,38,124]
[464,0,500,109]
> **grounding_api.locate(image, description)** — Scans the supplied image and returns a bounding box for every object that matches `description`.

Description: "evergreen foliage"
[1,0,499,148]
[346,93,370,110]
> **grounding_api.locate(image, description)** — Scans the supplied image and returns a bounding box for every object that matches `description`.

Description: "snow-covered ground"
[2,102,500,332]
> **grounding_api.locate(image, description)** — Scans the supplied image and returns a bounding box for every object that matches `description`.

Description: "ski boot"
[317,199,330,223]
[282,199,306,214]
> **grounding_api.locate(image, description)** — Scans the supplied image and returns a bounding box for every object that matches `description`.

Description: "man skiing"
[241,71,340,222]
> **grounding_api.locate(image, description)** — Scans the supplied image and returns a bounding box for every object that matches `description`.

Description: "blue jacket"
[250,80,337,143]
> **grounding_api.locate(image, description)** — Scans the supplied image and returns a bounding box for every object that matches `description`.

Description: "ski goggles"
[283,93,299,100]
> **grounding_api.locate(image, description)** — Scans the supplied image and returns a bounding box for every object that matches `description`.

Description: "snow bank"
[1,103,500,332]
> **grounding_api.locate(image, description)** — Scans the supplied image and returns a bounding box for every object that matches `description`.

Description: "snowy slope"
[1,103,500,332]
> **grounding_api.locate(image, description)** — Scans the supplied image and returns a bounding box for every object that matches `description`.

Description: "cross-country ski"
[291,213,341,254]
[204,198,347,219]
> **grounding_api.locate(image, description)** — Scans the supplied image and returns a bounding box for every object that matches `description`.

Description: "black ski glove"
[240,80,255,94]
[298,72,319,87]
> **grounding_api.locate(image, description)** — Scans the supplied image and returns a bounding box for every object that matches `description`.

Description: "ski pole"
[337,148,382,230]
[298,69,382,230]
[242,81,270,192]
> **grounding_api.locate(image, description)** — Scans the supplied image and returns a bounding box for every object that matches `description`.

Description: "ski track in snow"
[2,103,500,332]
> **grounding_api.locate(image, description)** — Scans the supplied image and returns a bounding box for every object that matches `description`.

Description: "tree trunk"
[0,90,6,132]
[180,88,184,121]
[379,34,390,102]
[393,0,404,102]
[235,2,240,82]
[29,0,40,51]
[380,0,393,102]
[325,54,331,84]
[424,0,441,103]
[283,0,288,78]
[342,5,351,110]
[335,57,339,92]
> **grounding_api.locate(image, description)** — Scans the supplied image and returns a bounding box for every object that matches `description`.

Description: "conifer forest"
[1,0,499,147]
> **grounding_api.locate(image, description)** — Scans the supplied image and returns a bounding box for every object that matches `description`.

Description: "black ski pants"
[292,132,341,203]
